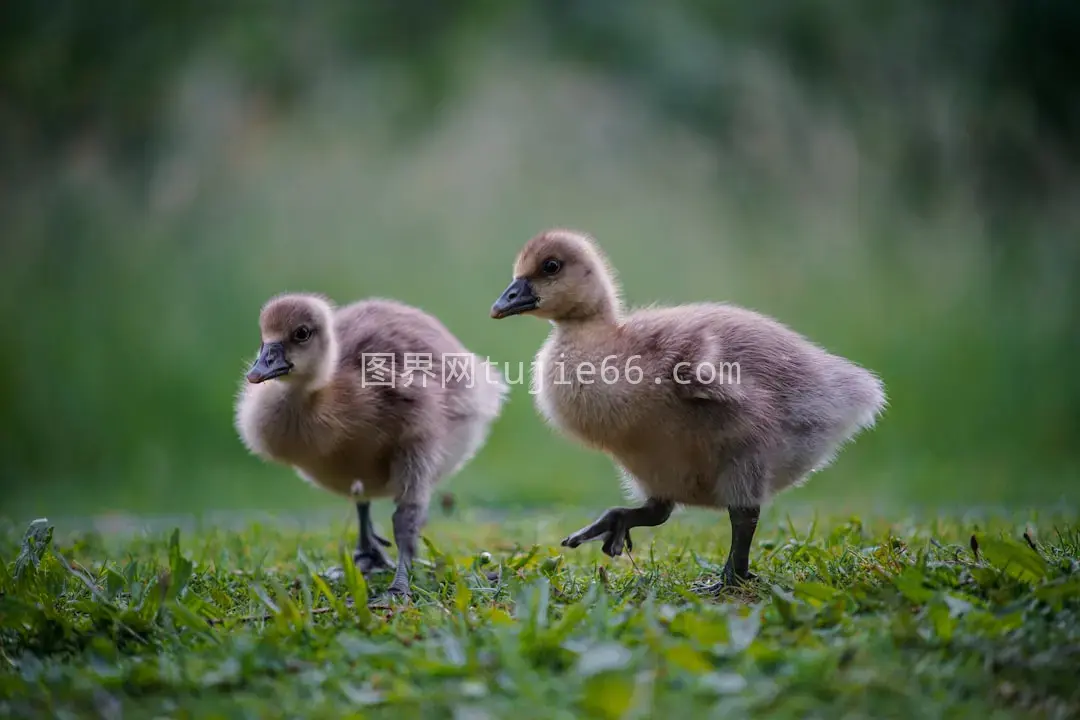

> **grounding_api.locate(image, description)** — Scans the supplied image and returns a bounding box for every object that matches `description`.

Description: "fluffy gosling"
[236,293,507,598]
[490,230,885,591]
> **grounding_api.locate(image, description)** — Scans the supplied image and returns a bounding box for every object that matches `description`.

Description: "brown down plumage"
[490,229,885,591]
[236,293,507,598]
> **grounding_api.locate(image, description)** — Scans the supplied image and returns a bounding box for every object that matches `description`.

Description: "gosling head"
[246,294,337,387]
[490,229,620,323]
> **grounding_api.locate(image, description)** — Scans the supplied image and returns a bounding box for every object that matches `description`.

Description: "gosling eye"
[292,326,313,343]
[541,258,562,276]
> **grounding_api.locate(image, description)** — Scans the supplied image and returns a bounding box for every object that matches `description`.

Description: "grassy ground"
[1,507,1077,719]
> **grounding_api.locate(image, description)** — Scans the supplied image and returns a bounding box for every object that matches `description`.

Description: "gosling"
[490,230,885,591]
[236,293,507,598]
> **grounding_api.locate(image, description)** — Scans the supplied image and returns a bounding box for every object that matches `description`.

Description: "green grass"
[2,507,1078,718]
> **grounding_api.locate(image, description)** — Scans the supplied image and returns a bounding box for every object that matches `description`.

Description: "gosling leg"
[387,501,427,599]
[561,498,674,557]
[701,505,760,593]
[353,502,394,574]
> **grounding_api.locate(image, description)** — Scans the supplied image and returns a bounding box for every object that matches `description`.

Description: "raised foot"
[561,509,633,558]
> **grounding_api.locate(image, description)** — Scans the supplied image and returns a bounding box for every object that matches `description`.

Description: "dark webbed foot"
[353,544,394,574]
[384,582,411,601]
[561,499,674,558]
[562,508,631,557]
[603,526,633,557]
[698,561,759,595]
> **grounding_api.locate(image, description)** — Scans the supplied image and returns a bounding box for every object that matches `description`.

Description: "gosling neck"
[551,301,621,337]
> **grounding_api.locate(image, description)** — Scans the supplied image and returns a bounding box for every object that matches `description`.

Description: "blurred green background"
[2,1,1078,521]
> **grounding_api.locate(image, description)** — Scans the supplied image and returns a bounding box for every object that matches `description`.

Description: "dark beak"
[490,277,539,319]
[246,341,292,383]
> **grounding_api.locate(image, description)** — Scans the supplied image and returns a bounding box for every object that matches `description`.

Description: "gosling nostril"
[506,290,519,301]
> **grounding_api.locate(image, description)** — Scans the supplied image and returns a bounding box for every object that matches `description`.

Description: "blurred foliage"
[0,1,1078,516]
[0,0,495,176]
[3,0,1079,201]
[543,0,1080,207]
